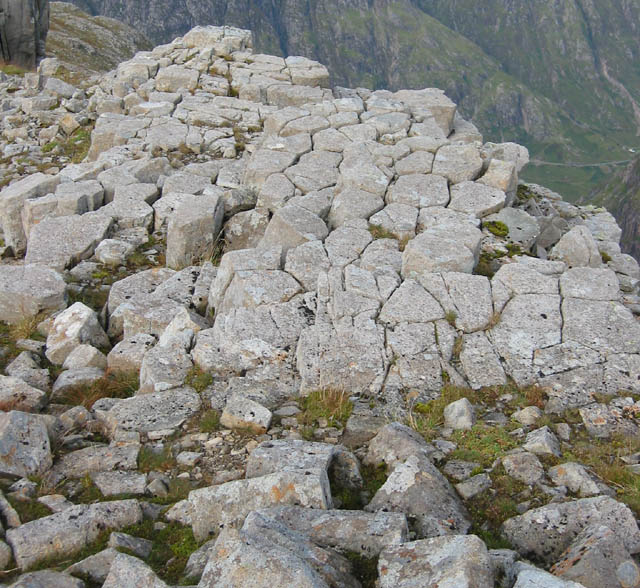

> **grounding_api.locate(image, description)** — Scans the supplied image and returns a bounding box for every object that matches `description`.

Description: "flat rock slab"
[0,265,66,324]
[378,535,494,588]
[185,469,333,541]
[257,506,408,557]
[502,496,640,564]
[91,471,148,496]
[25,212,113,271]
[50,444,139,484]
[103,553,168,588]
[8,571,85,587]
[246,439,336,478]
[97,388,201,435]
[0,410,52,478]
[0,375,47,412]
[366,454,471,538]
[6,500,142,570]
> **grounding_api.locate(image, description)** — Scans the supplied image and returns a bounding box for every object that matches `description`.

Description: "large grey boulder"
[255,506,408,557]
[386,173,449,208]
[378,535,494,588]
[259,204,329,257]
[0,410,52,477]
[6,500,142,569]
[502,496,640,564]
[0,374,47,412]
[550,525,640,588]
[365,454,471,538]
[364,422,435,469]
[102,553,169,588]
[199,511,358,588]
[512,563,587,587]
[180,469,332,541]
[449,181,506,218]
[166,193,224,269]
[432,143,483,184]
[96,387,201,435]
[551,225,602,268]
[0,265,66,324]
[25,212,113,271]
[0,173,60,254]
[8,571,85,588]
[49,444,139,484]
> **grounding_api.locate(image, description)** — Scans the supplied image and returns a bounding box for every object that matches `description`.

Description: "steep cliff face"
[68,1,639,199]
[591,156,640,260]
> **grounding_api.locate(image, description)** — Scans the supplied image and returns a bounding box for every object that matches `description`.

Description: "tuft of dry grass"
[59,370,139,409]
[298,388,353,428]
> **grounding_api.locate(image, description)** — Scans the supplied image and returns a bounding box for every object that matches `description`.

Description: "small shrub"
[451,335,464,361]
[185,366,213,393]
[199,409,220,433]
[6,495,51,523]
[408,385,476,439]
[344,551,379,588]
[450,425,519,467]
[361,463,389,497]
[298,388,353,428]
[484,220,509,238]
[601,251,612,263]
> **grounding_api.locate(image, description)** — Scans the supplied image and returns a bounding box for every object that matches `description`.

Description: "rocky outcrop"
[0,24,639,587]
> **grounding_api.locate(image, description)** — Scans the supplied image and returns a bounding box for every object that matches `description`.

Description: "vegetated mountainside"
[68,1,639,193]
[590,155,640,260]
[47,2,152,77]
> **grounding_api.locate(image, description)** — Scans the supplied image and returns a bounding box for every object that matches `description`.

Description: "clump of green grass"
[138,445,176,473]
[59,370,139,409]
[199,409,220,433]
[601,251,612,263]
[298,388,353,428]
[119,520,201,584]
[368,224,397,241]
[185,366,213,393]
[408,385,473,439]
[484,220,509,238]
[343,551,379,588]
[449,425,520,467]
[0,63,27,76]
[6,495,51,523]
[445,310,458,327]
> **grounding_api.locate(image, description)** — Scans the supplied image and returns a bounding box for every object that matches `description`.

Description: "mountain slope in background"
[590,155,640,260]
[47,2,152,78]
[68,0,639,242]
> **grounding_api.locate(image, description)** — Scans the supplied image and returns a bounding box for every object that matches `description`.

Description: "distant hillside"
[590,155,640,260]
[47,2,152,77]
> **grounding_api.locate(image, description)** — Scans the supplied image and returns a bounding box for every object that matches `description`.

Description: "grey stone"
[285,240,330,292]
[460,332,507,389]
[62,345,108,371]
[449,181,507,218]
[378,279,444,325]
[199,512,357,588]
[221,394,273,434]
[45,302,110,365]
[94,239,136,266]
[0,411,52,478]
[51,367,105,399]
[551,226,602,268]
[25,212,113,271]
[502,452,545,485]
[579,403,640,439]
[502,496,640,564]
[224,208,270,251]
[66,548,119,584]
[443,460,482,482]
[369,203,418,241]
[91,471,147,496]
[432,143,483,184]
[260,204,329,256]
[254,506,408,557]
[444,398,475,430]
[97,388,201,435]
[364,422,435,469]
[512,406,543,426]
[139,342,193,394]
[484,208,540,248]
[548,463,614,497]
[365,454,471,538]
[559,267,619,300]
[103,553,168,588]
[7,500,142,570]
[0,375,47,412]
[0,265,66,324]
[455,473,492,500]
[378,535,494,588]
[523,426,561,456]
[328,188,384,228]
[49,444,139,484]
[9,571,85,588]
[37,494,74,513]
[512,563,587,587]
[107,334,156,373]
[387,173,449,208]
[109,532,153,559]
[246,439,335,479]
[183,469,333,541]
[551,525,639,588]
